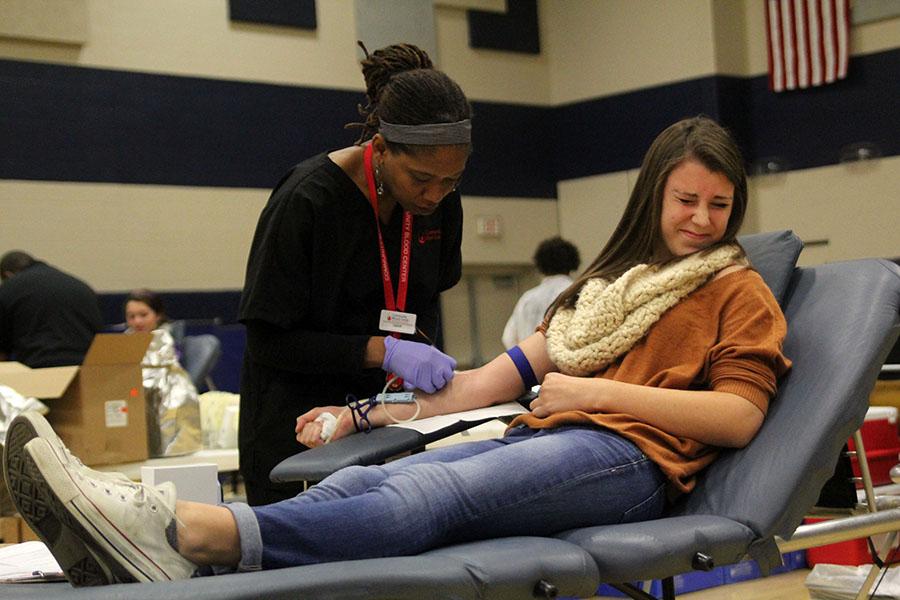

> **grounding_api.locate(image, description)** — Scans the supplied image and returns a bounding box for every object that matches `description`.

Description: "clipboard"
[0,541,65,583]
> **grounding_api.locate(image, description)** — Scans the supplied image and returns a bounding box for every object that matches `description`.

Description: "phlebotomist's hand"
[382,337,457,394]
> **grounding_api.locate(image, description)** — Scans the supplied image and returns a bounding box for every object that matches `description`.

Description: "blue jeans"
[224,426,667,570]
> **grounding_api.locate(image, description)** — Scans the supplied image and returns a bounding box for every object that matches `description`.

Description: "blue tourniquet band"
[506,345,538,390]
[345,394,378,433]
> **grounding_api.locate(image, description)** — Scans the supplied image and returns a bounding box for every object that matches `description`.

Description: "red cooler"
[848,406,900,488]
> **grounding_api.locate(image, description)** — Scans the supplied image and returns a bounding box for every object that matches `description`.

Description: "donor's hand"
[296,407,354,447]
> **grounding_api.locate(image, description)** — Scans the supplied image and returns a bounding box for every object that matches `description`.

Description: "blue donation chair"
[181,334,222,392]
[5,231,900,600]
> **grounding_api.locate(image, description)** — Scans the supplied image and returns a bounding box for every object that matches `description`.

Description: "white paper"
[387,401,527,435]
[806,563,900,599]
[0,541,64,583]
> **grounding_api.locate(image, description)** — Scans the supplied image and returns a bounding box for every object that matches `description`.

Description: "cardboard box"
[0,515,39,543]
[870,379,900,411]
[0,333,152,466]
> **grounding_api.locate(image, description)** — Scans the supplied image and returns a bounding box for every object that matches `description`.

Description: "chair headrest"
[737,230,803,304]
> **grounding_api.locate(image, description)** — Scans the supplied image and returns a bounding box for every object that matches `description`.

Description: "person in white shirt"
[502,237,580,348]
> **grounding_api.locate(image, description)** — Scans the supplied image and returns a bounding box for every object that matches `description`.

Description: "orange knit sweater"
[510,269,791,495]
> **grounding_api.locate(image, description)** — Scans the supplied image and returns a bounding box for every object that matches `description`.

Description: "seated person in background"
[126,287,174,336]
[502,236,581,349]
[125,288,201,456]
[0,250,102,367]
[4,116,790,585]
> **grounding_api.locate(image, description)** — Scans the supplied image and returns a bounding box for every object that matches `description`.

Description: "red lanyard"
[363,144,413,314]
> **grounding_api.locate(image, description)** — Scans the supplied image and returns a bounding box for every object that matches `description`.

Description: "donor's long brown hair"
[546,116,749,321]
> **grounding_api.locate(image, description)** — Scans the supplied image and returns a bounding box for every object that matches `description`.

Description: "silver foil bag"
[0,386,49,515]
[0,385,49,445]
[142,329,202,457]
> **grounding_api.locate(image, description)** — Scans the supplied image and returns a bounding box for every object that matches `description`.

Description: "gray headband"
[378,119,471,145]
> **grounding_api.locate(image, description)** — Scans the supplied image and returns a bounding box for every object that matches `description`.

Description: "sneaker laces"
[53,439,130,482]
[78,472,187,531]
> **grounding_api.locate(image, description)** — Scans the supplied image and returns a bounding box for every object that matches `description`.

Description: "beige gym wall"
[543,0,718,104]
[0,180,266,291]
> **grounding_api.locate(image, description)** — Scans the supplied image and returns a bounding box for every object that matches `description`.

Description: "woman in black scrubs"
[238,43,473,505]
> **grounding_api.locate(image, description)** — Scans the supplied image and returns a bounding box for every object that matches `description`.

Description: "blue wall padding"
[2,49,896,197]
[0,60,359,189]
[100,291,243,325]
[746,49,899,170]
[551,77,731,181]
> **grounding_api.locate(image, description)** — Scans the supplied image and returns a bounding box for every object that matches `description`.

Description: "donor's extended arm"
[297,332,554,446]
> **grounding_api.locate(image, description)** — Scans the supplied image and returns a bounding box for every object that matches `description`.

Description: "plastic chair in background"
[168,319,187,347]
[181,334,222,392]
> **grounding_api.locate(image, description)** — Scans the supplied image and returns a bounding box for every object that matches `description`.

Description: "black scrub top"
[238,152,463,489]
[0,262,103,368]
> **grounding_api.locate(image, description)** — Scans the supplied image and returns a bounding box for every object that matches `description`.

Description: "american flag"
[765,0,851,92]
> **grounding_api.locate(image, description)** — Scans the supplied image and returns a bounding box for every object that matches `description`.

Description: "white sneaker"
[3,411,131,487]
[12,437,197,585]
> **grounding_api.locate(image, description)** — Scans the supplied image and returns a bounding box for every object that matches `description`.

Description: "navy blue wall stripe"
[466,100,555,197]
[0,60,360,189]
[552,77,733,182]
[0,59,557,197]
[1,49,897,197]
[551,49,899,181]
[747,49,899,170]
[99,291,242,325]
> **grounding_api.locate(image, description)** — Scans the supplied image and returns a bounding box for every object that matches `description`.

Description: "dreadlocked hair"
[348,41,472,152]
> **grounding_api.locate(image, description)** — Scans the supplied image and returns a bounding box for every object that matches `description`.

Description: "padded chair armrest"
[271,392,536,482]
[557,515,756,583]
[270,417,496,482]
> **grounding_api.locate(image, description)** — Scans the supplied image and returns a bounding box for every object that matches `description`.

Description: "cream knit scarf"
[546,243,746,376]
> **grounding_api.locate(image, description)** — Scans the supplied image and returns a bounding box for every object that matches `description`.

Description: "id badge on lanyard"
[364,145,418,387]
[379,308,416,335]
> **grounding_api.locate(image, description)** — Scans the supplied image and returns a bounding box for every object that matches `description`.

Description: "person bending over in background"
[4,116,790,586]
[237,42,473,504]
[502,236,581,349]
[0,250,102,368]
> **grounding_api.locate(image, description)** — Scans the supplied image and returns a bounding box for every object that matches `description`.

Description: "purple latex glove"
[382,336,457,393]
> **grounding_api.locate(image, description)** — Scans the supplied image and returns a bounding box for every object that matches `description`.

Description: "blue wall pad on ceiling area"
[467,0,540,54]
[228,0,317,30]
